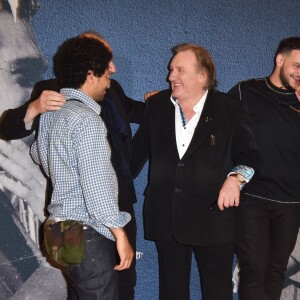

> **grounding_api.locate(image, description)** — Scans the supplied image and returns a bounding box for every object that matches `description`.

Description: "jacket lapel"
[163,99,180,160]
[182,91,217,159]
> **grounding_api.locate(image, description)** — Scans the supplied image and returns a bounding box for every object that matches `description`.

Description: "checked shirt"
[31,88,130,241]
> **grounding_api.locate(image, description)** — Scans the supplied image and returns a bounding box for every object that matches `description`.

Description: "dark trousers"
[67,228,118,300]
[155,236,234,300]
[118,204,137,300]
[235,194,300,300]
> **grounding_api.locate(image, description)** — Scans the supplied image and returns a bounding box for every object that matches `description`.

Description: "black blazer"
[0,78,145,206]
[132,89,259,246]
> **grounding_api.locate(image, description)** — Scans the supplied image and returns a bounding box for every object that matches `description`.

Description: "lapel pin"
[210,134,216,146]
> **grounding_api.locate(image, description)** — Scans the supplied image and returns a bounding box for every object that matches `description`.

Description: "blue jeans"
[67,228,118,300]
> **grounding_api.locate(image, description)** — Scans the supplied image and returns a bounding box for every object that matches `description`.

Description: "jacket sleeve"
[0,79,61,140]
[0,100,36,140]
[231,100,260,173]
[131,99,152,178]
[112,80,145,124]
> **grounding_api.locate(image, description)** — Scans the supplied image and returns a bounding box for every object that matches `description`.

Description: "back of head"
[78,31,104,41]
[172,43,217,90]
[53,36,112,89]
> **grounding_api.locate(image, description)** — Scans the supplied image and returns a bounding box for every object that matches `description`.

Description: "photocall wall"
[0,0,299,299]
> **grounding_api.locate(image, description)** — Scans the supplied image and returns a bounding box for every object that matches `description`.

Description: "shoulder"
[231,77,266,92]
[237,78,266,89]
[147,89,172,103]
[108,79,124,96]
[209,90,242,107]
[109,79,122,90]
[54,101,98,124]
[133,89,171,126]
[208,90,249,120]
[228,78,267,100]
[52,103,105,137]
[144,89,172,110]
[66,100,98,117]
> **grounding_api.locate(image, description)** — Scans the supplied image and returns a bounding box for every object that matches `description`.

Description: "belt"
[50,219,92,230]
[83,224,92,230]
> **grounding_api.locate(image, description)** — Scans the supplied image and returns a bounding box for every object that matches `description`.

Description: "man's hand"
[24,91,66,124]
[144,90,159,101]
[110,228,134,271]
[217,175,241,211]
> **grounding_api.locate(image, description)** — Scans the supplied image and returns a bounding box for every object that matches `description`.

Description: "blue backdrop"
[3,0,300,299]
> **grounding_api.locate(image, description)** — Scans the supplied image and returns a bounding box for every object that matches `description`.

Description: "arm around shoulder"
[0,100,34,140]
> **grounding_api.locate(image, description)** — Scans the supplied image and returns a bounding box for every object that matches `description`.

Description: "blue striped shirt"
[31,88,131,241]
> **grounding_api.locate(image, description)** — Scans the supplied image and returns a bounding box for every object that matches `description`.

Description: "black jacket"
[132,89,259,246]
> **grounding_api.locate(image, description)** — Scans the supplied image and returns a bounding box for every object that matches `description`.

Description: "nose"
[169,70,175,81]
[109,60,117,74]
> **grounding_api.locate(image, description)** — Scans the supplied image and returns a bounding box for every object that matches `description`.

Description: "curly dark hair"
[53,36,112,89]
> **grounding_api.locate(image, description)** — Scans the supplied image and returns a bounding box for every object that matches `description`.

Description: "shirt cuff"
[101,211,131,229]
[228,165,255,189]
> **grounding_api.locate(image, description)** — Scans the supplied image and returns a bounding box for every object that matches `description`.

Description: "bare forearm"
[23,100,41,125]
[24,90,66,125]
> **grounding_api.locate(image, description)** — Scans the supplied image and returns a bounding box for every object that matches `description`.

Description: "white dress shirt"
[171,90,208,159]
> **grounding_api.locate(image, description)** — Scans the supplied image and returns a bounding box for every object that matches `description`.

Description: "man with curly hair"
[0,30,149,299]
[30,36,134,300]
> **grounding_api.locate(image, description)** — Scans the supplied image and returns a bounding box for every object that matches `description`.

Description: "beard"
[279,67,295,92]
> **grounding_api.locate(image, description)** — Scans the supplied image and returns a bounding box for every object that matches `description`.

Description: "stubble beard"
[279,67,295,91]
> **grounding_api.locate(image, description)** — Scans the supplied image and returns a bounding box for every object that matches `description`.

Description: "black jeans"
[155,236,234,300]
[235,194,300,300]
[67,228,118,300]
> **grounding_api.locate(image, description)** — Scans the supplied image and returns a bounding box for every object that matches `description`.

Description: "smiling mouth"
[172,83,182,88]
[291,75,300,84]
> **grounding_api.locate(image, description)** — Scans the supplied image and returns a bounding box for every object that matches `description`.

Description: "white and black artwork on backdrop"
[0,1,66,299]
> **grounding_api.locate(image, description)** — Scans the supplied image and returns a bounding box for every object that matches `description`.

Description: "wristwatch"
[231,173,246,188]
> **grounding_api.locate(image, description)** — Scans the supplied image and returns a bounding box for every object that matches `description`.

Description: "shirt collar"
[170,90,209,114]
[60,88,101,115]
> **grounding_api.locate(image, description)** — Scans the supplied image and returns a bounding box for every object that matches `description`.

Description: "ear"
[276,53,285,67]
[86,70,95,85]
[197,71,208,87]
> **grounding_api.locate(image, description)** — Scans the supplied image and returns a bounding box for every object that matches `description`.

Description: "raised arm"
[0,79,64,140]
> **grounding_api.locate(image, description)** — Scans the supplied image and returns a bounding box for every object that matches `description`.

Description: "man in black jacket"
[228,37,300,300]
[132,43,259,300]
[0,32,148,300]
